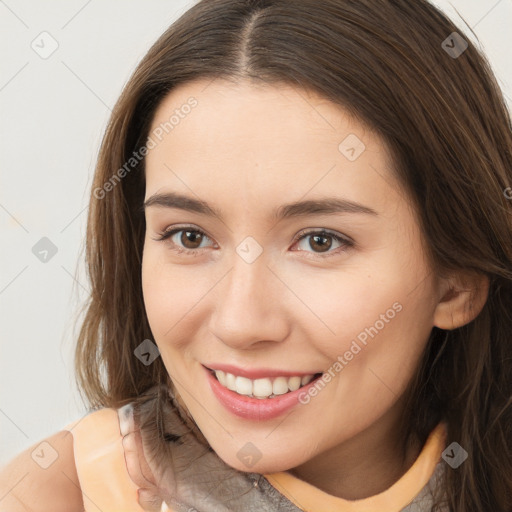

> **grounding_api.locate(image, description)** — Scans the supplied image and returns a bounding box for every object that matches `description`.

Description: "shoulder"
[66,406,121,440]
[0,408,123,512]
[0,428,84,512]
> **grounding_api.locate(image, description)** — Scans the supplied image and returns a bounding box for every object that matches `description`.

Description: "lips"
[203,365,323,421]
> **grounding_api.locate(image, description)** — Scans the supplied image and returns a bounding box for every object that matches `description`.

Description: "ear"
[433,271,489,330]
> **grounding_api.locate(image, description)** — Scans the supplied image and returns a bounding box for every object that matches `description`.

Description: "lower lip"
[204,366,322,421]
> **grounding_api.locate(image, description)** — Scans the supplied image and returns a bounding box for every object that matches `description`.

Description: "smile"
[206,367,322,399]
[203,364,324,420]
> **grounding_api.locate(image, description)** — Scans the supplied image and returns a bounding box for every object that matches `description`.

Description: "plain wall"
[1,0,511,466]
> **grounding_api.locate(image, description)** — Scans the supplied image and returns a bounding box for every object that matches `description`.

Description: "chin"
[219,451,298,475]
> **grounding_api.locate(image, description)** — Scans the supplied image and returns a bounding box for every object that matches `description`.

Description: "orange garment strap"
[263,422,447,512]
[64,409,146,512]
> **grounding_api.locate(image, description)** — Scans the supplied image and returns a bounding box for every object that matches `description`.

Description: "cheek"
[292,261,434,382]
[141,257,201,380]
[321,289,433,418]
[141,247,219,341]
[142,248,185,339]
[277,264,405,346]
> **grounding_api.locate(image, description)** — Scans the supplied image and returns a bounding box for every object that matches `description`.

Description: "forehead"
[144,78,405,219]
[148,78,376,154]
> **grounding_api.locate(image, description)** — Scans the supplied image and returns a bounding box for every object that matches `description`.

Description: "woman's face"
[141,78,441,476]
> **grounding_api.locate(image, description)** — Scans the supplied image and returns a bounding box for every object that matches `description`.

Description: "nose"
[208,252,291,350]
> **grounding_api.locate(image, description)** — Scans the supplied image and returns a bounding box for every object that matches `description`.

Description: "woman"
[1,0,511,510]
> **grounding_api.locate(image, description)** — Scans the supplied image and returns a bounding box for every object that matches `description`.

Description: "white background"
[1,0,511,466]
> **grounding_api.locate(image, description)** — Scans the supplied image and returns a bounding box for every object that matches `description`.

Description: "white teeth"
[216,370,227,387]
[225,372,236,391]
[235,376,253,395]
[301,375,314,386]
[213,370,318,399]
[253,378,273,398]
[288,376,302,391]
[272,377,289,396]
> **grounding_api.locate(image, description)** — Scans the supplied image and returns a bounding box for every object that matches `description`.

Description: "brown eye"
[155,226,214,255]
[293,229,353,258]
[180,230,204,249]
[309,234,333,253]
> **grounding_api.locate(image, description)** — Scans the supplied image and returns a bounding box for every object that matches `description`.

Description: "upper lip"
[203,363,322,380]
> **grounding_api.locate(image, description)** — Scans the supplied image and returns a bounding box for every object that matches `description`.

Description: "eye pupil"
[310,234,332,252]
[181,230,203,249]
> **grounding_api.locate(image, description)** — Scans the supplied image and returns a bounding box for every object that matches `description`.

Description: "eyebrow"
[142,191,378,220]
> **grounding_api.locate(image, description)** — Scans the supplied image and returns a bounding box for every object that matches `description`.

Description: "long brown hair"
[75,0,512,510]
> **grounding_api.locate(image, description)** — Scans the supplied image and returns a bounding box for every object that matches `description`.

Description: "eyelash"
[152,225,354,259]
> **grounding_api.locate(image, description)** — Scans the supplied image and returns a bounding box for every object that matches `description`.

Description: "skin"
[141,78,488,500]
[0,430,83,511]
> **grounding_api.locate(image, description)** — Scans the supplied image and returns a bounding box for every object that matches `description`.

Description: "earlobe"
[433,272,490,330]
